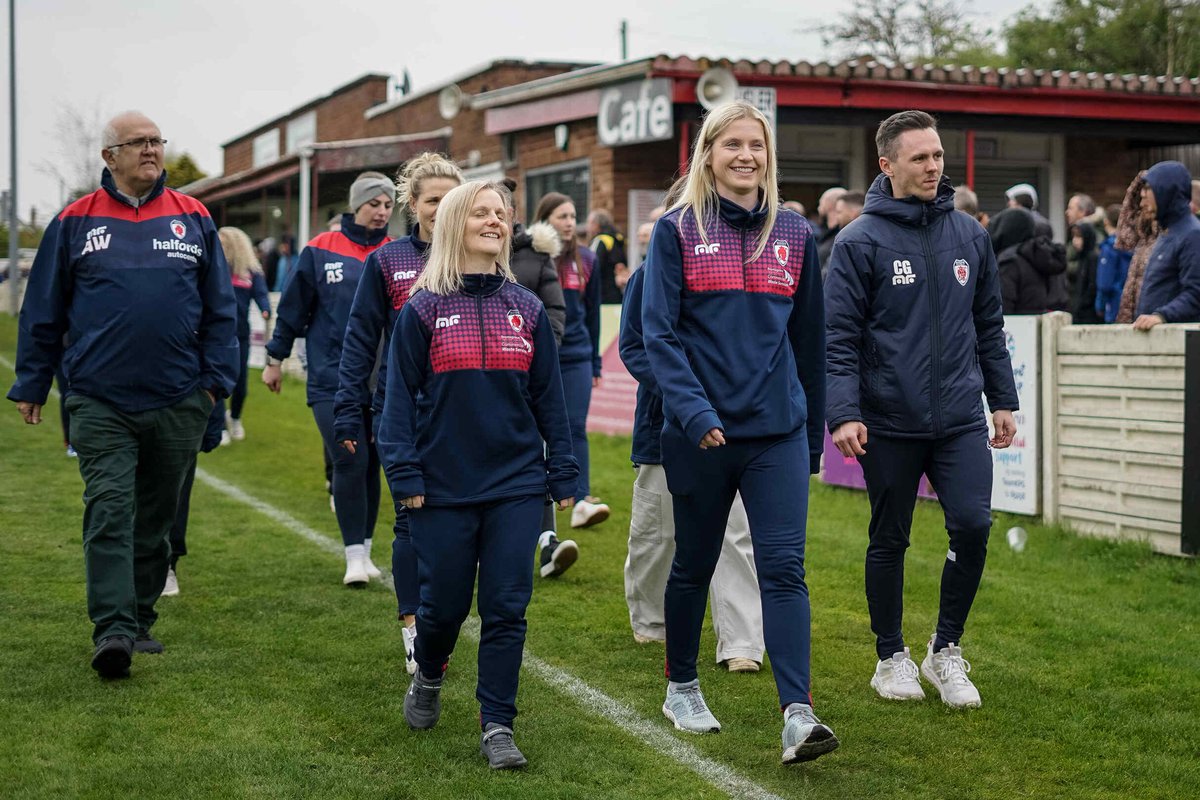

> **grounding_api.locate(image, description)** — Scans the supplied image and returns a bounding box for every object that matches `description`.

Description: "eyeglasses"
[106,137,167,151]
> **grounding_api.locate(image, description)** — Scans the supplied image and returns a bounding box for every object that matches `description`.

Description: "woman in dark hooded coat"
[1068,221,1102,323]
[988,207,1068,314]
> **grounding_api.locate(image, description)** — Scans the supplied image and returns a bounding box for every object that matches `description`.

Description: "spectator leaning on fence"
[1114,172,1159,324]
[1130,161,1200,330]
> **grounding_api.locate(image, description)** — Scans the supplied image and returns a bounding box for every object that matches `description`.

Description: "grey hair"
[102,110,152,148]
[1072,193,1096,215]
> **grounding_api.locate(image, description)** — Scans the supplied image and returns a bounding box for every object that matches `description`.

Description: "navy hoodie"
[618,267,663,465]
[825,174,1018,438]
[377,273,578,506]
[333,233,429,442]
[266,213,390,406]
[641,197,826,473]
[556,245,602,374]
[1135,161,1200,322]
[8,169,238,412]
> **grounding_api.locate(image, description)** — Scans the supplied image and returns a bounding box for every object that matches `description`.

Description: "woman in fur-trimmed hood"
[509,219,566,344]
[1114,172,1159,324]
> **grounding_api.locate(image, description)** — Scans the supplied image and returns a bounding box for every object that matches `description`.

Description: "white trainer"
[229,417,245,441]
[362,538,382,579]
[161,567,180,597]
[921,639,981,708]
[570,498,610,529]
[871,647,926,700]
[402,624,418,676]
[343,545,369,586]
[219,430,231,447]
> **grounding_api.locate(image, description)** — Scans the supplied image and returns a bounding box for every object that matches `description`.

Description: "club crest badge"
[953,259,970,286]
[507,308,524,332]
[170,220,187,239]
[774,239,789,267]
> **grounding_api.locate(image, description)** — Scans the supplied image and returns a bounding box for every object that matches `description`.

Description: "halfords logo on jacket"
[152,233,202,263]
[892,259,915,286]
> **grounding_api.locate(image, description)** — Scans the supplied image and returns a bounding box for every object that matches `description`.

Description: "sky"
[1,0,1037,221]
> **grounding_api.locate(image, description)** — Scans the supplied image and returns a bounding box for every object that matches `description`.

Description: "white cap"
[1004,183,1039,208]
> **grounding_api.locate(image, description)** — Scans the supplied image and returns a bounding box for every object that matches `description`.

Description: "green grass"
[1,313,1198,800]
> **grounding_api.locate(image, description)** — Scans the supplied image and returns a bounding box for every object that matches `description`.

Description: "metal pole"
[297,149,311,247]
[8,0,19,314]
[620,19,627,62]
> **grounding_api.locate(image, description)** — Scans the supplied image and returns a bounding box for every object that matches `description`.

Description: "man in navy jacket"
[825,110,1017,709]
[8,111,238,679]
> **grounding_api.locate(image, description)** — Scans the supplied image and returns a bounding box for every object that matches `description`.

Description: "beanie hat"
[349,171,395,211]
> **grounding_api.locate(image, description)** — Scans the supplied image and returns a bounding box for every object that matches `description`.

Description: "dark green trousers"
[66,389,210,643]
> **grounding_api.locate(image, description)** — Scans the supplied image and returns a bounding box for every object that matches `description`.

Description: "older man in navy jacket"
[8,111,238,679]
[824,110,1018,710]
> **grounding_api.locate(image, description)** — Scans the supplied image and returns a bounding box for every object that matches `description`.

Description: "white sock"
[364,538,373,559]
[538,530,555,549]
[345,544,365,563]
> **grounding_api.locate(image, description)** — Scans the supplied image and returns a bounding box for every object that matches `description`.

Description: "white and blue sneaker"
[401,624,417,676]
[781,703,839,764]
[662,680,721,733]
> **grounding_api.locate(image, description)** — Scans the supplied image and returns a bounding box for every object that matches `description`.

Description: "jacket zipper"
[476,294,487,370]
[920,224,943,436]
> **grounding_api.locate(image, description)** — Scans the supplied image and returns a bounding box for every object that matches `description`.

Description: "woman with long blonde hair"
[217,226,270,444]
[378,180,577,770]
[333,153,462,672]
[640,101,836,762]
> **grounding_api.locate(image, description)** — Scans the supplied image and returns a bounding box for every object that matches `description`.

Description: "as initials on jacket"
[410,284,544,373]
[676,211,806,295]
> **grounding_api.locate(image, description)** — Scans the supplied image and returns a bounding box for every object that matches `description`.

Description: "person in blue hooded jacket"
[377,180,577,770]
[640,100,836,764]
[825,110,1018,710]
[1130,161,1200,330]
[262,172,394,586]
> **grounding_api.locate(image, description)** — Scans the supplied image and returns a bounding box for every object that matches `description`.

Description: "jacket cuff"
[683,409,723,448]
[389,477,425,504]
[809,452,823,475]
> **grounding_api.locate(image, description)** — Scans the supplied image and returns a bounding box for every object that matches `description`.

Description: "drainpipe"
[298,148,312,246]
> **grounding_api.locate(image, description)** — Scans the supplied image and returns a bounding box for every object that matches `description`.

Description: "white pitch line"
[0,351,786,800]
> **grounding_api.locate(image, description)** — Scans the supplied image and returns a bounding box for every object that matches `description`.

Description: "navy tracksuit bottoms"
[857,429,993,660]
[310,401,380,547]
[372,414,418,617]
[410,494,542,729]
[661,425,814,708]
[559,358,593,502]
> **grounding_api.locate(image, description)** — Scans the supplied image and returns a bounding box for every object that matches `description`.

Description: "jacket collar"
[101,167,167,208]
[716,192,768,230]
[339,212,389,247]
[862,173,956,228]
[461,272,507,296]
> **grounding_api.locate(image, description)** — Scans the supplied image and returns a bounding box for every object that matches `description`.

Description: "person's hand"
[399,495,424,510]
[699,428,726,449]
[1132,313,1164,331]
[990,410,1017,449]
[262,363,283,393]
[593,376,602,388]
[556,497,575,511]
[341,439,357,455]
[16,402,42,425]
[261,310,270,320]
[614,263,630,291]
[832,421,868,457]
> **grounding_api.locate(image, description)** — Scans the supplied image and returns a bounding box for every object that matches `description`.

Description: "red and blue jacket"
[618,267,663,465]
[232,271,271,341]
[641,197,826,472]
[333,232,428,442]
[8,169,238,413]
[377,273,578,507]
[265,213,390,406]
[556,245,602,375]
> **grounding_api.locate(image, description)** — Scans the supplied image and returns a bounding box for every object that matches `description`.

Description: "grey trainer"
[403,671,443,729]
[480,723,528,769]
[662,679,721,733]
[781,703,839,764]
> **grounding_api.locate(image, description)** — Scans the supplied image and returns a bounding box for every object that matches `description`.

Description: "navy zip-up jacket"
[377,273,579,507]
[1135,161,1200,322]
[825,174,1018,439]
[618,267,663,465]
[265,213,390,406]
[333,233,428,442]
[556,246,602,375]
[641,197,825,473]
[232,271,270,341]
[8,169,238,413]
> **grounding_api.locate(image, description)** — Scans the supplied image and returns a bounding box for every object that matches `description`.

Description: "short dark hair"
[1011,193,1034,210]
[876,110,937,160]
[1105,203,1122,228]
[837,191,866,210]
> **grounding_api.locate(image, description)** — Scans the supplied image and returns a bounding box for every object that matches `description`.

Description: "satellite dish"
[438,84,466,120]
[696,67,739,111]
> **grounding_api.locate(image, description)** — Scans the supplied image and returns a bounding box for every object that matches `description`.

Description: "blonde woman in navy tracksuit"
[378,180,578,770]
[641,101,838,763]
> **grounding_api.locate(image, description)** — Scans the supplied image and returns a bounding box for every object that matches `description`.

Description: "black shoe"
[480,723,528,769]
[134,632,164,654]
[404,670,443,730]
[91,635,133,678]
[539,535,578,578]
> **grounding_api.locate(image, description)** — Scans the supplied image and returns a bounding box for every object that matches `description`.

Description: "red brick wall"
[1065,136,1144,209]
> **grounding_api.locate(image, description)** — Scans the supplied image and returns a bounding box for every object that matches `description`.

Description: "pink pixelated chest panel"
[414,287,541,374]
[677,212,805,297]
[378,243,427,312]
